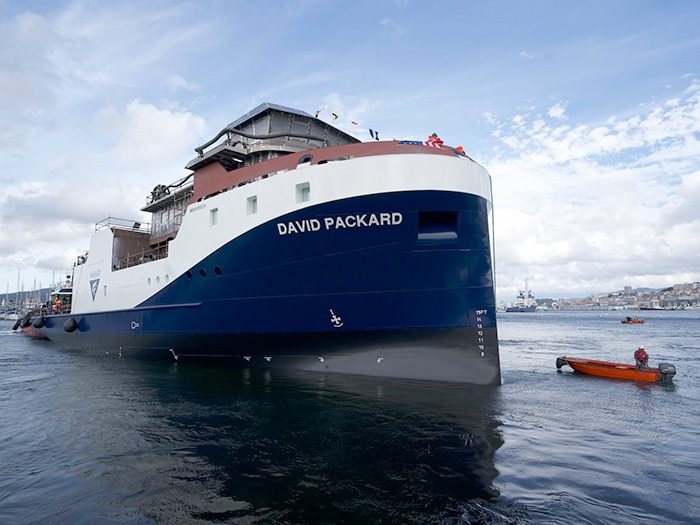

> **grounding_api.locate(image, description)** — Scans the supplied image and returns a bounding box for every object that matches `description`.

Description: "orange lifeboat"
[556,356,676,383]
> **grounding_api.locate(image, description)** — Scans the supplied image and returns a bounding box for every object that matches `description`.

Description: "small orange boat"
[621,316,645,324]
[556,356,676,383]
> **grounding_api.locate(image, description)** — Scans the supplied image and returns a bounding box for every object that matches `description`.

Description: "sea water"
[0,310,698,524]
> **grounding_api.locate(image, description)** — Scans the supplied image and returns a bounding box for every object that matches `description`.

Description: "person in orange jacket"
[634,346,648,369]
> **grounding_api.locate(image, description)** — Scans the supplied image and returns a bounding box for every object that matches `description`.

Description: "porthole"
[214,266,222,276]
[199,268,207,277]
[186,270,193,279]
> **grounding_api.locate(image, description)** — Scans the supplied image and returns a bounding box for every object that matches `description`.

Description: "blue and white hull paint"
[31,104,500,384]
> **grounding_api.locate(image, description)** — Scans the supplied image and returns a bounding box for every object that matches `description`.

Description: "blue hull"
[34,190,500,384]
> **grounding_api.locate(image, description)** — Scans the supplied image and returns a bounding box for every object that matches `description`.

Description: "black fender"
[63,317,78,333]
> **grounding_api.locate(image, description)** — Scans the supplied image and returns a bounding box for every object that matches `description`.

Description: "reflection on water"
[0,324,510,525]
[134,364,506,524]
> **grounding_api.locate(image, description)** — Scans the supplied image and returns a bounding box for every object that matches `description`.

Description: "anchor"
[330,308,343,327]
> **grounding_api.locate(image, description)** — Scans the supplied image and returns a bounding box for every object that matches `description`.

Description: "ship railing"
[95,216,151,233]
[30,303,72,316]
[115,244,169,270]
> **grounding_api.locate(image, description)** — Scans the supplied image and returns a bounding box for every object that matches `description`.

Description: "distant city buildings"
[500,281,700,311]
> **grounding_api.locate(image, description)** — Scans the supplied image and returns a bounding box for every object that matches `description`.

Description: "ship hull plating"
[35,183,500,383]
[35,323,499,384]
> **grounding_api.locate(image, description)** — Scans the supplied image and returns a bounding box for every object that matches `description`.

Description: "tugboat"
[505,279,537,312]
[14,279,73,339]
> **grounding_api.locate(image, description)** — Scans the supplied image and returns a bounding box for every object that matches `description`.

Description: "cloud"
[485,81,700,297]
[0,99,207,284]
[379,17,408,35]
[99,100,207,169]
[0,12,66,154]
[0,4,209,158]
[315,93,382,138]
[547,102,567,120]
[166,75,201,93]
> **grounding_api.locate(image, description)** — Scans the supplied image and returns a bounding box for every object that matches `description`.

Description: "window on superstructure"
[160,208,173,223]
[296,182,311,203]
[210,208,219,226]
[155,207,176,238]
[247,196,258,215]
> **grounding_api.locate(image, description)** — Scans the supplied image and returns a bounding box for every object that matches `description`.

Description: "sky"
[1,0,699,302]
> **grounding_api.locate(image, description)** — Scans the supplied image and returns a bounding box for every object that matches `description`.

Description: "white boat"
[3,310,21,321]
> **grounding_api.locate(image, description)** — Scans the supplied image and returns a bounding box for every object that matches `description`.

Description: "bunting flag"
[321,106,384,141]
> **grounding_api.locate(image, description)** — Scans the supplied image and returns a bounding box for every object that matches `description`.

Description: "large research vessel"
[27,103,500,384]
